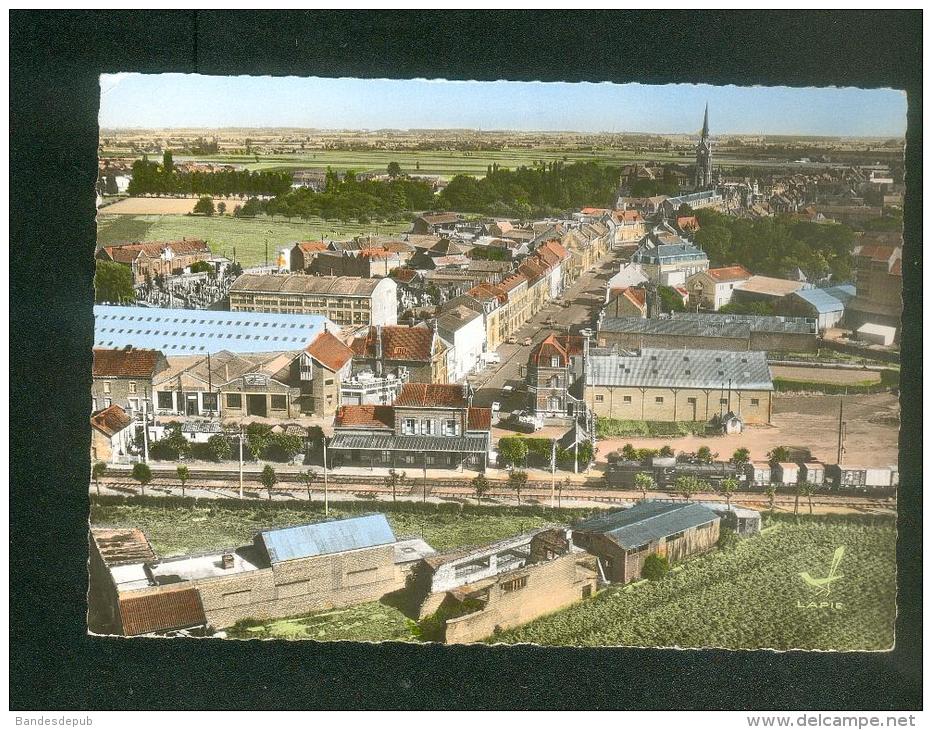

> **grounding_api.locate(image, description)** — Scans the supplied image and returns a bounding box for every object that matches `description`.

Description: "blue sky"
[99,74,907,137]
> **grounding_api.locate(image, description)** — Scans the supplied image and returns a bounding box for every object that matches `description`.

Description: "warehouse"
[572,502,721,584]
[780,285,856,331]
[585,348,774,425]
[229,273,397,327]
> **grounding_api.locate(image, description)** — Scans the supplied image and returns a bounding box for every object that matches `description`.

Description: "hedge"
[773,370,898,395]
[595,418,707,438]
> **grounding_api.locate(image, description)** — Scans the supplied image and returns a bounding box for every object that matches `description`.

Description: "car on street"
[506,335,517,345]
[502,385,514,395]
[523,336,533,346]
[490,401,501,413]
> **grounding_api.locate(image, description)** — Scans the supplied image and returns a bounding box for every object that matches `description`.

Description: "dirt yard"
[593,392,900,467]
[98,196,248,215]
[770,365,882,385]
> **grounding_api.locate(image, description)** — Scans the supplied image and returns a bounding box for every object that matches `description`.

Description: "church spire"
[701,103,709,138]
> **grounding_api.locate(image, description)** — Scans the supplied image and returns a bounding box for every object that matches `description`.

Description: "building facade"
[96,240,213,285]
[92,347,168,416]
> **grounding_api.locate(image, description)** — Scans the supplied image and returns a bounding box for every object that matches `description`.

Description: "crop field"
[96,213,410,267]
[495,516,896,650]
[89,499,560,557]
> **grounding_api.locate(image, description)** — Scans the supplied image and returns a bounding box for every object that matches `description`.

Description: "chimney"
[224,363,230,382]
[221,554,235,570]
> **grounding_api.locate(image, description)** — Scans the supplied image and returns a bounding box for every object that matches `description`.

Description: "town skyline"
[99,74,908,137]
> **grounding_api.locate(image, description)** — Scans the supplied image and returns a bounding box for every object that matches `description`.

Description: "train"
[603,456,898,493]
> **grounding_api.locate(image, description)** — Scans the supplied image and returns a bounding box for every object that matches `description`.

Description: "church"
[695,103,714,190]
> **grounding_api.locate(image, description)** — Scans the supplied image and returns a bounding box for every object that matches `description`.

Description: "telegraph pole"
[836,398,845,465]
[323,436,330,516]
[238,424,244,499]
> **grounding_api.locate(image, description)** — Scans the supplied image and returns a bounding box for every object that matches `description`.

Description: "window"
[128,381,137,394]
[667,531,685,541]
[720,398,728,405]
[423,420,434,435]
[751,398,760,406]
[226,393,242,409]
[157,391,173,410]
[595,394,604,403]
[202,393,218,412]
[501,576,528,593]
[270,395,287,411]
[444,419,458,436]
[403,418,416,435]
[551,356,561,367]
[687,397,697,404]
[102,381,111,394]
[325,379,334,386]
[623,396,632,403]
[655,396,664,404]
[103,398,111,408]
[381,450,391,461]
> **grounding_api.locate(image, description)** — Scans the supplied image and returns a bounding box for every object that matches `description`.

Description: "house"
[288,241,329,272]
[630,224,710,286]
[328,383,492,471]
[780,285,856,330]
[96,240,213,285]
[463,283,509,351]
[686,265,753,311]
[411,528,599,644]
[605,263,648,302]
[572,502,721,584]
[604,287,648,318]
[611,209,646,245]
[349,324,449,389]
[411,212,462,235]
[526,334,587,416]
[89,515,433,634]
[660,190,725,218]
[90,404,135,463]
[229,274,398,327]
[585,348,774,425]
[856,322,897,347]
[436,303,487,383]
[845,244,902,335]
[308,248,406,279]
[299,330,355,417]
[92,347,168,416]
[93,305,335,356]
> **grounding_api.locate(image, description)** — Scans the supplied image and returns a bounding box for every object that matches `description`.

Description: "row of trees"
[147,423,305,464]
[693,209,856,282]
[497,436,594,471]
[127,153,292,197]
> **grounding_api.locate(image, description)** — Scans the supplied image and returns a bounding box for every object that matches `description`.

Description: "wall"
[370,279,399,326]
[92,376,153,415]
[442,553,598,644]
[748,330,818,353]
[586,385,772,425]
[596,330,749,352]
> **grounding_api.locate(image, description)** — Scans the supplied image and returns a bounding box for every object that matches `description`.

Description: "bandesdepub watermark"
[15,718,92,726]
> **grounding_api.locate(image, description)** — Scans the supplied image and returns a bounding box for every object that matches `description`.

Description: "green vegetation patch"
[595,418,707,438]
[227,601,419,642]
[773,372,898,395]
[493,516,896,650]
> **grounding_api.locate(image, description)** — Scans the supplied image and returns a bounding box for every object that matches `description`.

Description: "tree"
[498,437,528,469]
[798,481,815,515]
[162,150,174,174]
[768,446,790,463]
[719,477,739,510]
[387,161,402,178]
[207,434,232,462]
[642,553,670,581]
[471,474,490,506]
[508,470,528,504]
[94,260,135,303]
[765,485,777,515]
[659,445,675,458]
[634,471,656,501]
[298,468,318,502]
[385,468,407,503]
[621,443,639,462]
[718,526,739,551]
[176,465,190,498]
[91,461,107,497]
[674,475,705,502]
[131,462,152,497]
[193,196,215,216]
[260,464,277,501]
[731,447,751,465]
[217,201,227,215]
[696,446,715,463]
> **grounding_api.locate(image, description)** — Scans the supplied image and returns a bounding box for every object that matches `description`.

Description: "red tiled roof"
[677,215,700,230]
[91,528,157,567]
[90,404,132,437]
[580,207,609,215]
[467,282,508,304]
[856,244,899,262]
[499,273,528,292]
[613,210,643,223]
[467,407,492,431]
[530,334,585,366]
[351,326,434,362]
[537,239,571,265]
[621,287,647,309]
[335,405,395,429]
[295,241,329,253]
[395,383,467,408]
[305,331,353,372]
[119,587,206,636]
[93,348,164,378]
[518,259,546,282]
[707,265,752,282]
[100,240,210,264]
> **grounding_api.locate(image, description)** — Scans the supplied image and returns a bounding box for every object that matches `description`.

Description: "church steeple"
[695,104,713,190]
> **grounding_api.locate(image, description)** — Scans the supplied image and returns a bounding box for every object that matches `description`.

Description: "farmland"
[96,213,410,267]
[495,516,895,650]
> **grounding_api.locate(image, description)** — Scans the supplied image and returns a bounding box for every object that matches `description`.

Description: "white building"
[436,305,486,383]
[686,265,753,311]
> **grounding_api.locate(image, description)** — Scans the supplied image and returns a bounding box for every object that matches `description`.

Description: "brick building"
[90,404,135,463]
[299,330,354,417]
[288,241,329,272]
[349,324,449,387]
[844,244,903,335]
[526,334,587,417]
[572,502,721,584]
[92,347,168,416]
[229,273,397,327]
[96,240,213,285]
[585,348,774,425]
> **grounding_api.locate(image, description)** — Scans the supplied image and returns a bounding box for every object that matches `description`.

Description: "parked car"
[506,335,517,345]
[523,336,533,346]
[482,352,502,365]
[502,385,514,395]
[490,401,501,413]
[512,410,544,433]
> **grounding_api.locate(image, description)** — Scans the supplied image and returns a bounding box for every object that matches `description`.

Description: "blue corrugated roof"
[793,285,856,314]
[575,502,720,549]
[259,514,396,563]
[93,305,332,355]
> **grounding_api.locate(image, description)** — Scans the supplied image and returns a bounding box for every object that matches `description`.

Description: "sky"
[99,74,907,137]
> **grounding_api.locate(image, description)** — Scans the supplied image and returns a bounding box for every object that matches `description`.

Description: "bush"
[718,526,739,551]
[641,553,670,581]
[773,373,898,395]
[262,433,304,462]
[596,418,706,438]
[189,260,213,274]
[207,434,232,462]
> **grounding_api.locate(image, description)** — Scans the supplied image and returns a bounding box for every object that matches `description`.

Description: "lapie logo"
[796,546,845,610]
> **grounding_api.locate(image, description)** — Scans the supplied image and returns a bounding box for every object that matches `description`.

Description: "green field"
[96,213,410,267]
[89,499,560,557]
[227,601,419,642]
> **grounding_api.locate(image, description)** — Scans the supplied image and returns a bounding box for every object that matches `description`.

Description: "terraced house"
[96,239,213,285]
[229,273,397,326]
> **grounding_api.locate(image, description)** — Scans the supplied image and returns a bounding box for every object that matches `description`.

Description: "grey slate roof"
[574,502,719,549]
[259,514,396,563]
[600,316,750,339]
[587,348,773,390]
[671,312,817,335]
[329,432,489,454]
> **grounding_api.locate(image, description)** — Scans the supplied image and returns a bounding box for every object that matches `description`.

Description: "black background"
[10,10,922,711]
